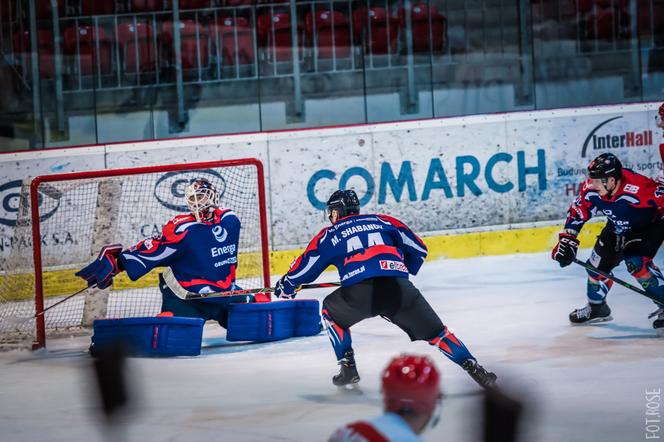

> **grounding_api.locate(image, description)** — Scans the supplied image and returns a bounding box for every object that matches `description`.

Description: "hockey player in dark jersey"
[274,190,497,388]
[552,153,664,334]
[328,354,441,442]
[76,178,252,328]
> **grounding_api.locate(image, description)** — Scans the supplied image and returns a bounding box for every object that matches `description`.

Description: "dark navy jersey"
[565,169,664,235]
[281,214,428,294]
[118,208,241,294]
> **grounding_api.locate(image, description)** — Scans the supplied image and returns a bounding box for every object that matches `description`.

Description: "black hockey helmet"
[587,153,622,180]
[326,190,360,222]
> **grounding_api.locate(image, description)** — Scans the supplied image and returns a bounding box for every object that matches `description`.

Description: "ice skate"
[650,307,664,337]
[333,349,360,389]
[569,302,612,324]
[462,359,497,389]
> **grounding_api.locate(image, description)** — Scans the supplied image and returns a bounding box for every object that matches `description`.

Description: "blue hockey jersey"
[281,214,428,294]
[564,169,664,235]
[118,208,241,294]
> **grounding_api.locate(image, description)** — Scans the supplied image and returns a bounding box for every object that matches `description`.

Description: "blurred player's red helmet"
[658,103,664,125]
[382,354,441,415]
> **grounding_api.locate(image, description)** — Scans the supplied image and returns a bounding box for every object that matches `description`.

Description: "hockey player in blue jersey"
[75,178,252,328]
[274,190,496,388]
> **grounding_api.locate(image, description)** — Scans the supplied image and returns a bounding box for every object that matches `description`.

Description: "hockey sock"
[322,308,353,361]
[625,256,664,305]
[428,326,475,366]
[586,270,614,304]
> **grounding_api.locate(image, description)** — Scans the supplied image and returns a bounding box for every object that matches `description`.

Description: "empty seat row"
[10,3,446,82]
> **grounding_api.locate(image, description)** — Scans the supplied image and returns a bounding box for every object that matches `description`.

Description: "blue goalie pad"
[91,316,204,357]
[226,299,321,342]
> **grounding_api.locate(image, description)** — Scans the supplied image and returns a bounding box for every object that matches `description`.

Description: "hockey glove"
[274,276,296,299]
[551,233,579,268]
[76,244,124,289]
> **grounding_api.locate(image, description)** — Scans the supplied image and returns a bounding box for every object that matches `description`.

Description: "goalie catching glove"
[551,233,579,268]
[75,244,124,289]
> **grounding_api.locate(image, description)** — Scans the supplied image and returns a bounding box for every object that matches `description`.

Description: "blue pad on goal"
[226,299,321,342]
[91,316,204,357]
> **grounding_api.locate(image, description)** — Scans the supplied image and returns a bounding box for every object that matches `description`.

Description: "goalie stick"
[162,268,340,300]
[0,285,94,326]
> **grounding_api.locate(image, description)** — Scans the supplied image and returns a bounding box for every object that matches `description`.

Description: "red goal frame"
[29,158,270,349]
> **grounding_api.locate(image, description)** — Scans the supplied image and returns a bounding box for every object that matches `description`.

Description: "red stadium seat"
[36,0,65,19]
[257,12,302,62]
[163,20,210,70]
[63,25,113,75]
[399,3,447,53]
[131,0,165,11]
[224,0,255,6]
[211,16,255,66]
[81,0,115,16]
[13,29,55,77]
[118,22,157,73]
[305,10,351,59]
[353,7,398,55]
[585,8,630,40]
[179,0,210,9]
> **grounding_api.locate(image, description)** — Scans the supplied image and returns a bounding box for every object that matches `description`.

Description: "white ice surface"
[1,250,663,442]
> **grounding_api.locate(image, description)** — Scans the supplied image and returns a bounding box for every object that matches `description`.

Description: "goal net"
[0,159,270,349]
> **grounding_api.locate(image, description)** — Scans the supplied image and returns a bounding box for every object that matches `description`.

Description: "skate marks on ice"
[503,324,663,366]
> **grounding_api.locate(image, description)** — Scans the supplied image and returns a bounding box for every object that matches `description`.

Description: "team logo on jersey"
[379,260,408,272]
[154,170,226,213]
[623,184,639,194]
[212,225,228,243]
[0,180,61,227]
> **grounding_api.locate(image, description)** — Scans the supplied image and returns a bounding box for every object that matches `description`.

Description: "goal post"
[1,158,270,350]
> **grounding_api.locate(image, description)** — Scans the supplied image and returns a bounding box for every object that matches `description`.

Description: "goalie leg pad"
[226,300,321,342]
[91,317,204,357]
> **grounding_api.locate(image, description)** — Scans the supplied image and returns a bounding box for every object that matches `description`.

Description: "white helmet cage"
[185,178,220,221]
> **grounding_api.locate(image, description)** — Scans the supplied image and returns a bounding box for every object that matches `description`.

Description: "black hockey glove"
[274,276,296,299]
[76,244,124,289]
[551,233,579,268]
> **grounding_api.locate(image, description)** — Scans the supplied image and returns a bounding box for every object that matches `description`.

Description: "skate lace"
[577,304,592,318]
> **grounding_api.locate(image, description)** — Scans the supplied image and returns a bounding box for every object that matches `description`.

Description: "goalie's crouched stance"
[76,178,253,331]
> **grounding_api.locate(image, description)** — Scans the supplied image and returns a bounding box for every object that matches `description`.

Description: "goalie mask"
[185,178,219,222]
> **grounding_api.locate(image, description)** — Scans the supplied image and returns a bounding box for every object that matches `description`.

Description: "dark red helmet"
[659,102,664,119]
[382,354,441,415]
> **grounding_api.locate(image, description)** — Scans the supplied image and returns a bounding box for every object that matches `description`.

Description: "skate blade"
[570,315,613,325]
[336,383,362,394]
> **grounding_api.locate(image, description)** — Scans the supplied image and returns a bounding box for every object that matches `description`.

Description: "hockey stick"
[0,285,94,326]
[180,282,341,300]
[572,258,660,304]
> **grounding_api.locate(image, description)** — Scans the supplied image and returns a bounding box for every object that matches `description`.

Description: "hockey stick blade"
[182,282,341,300]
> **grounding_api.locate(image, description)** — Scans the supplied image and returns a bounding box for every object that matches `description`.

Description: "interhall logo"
[581,116,653,158]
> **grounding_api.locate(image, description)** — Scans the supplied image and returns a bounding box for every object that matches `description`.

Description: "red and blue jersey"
[118,208,241,294]
[328,413,424,442]
[281,214,428,294]
[565,168,664,235]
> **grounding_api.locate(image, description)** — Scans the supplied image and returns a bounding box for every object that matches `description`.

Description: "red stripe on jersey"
[346,422,390,442]
[179,265,236,290]
[377,214,426,248]
[343,245,401,266]
[304,227,329,255]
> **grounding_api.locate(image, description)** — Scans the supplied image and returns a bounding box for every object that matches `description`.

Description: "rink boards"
[0,101,661,297]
